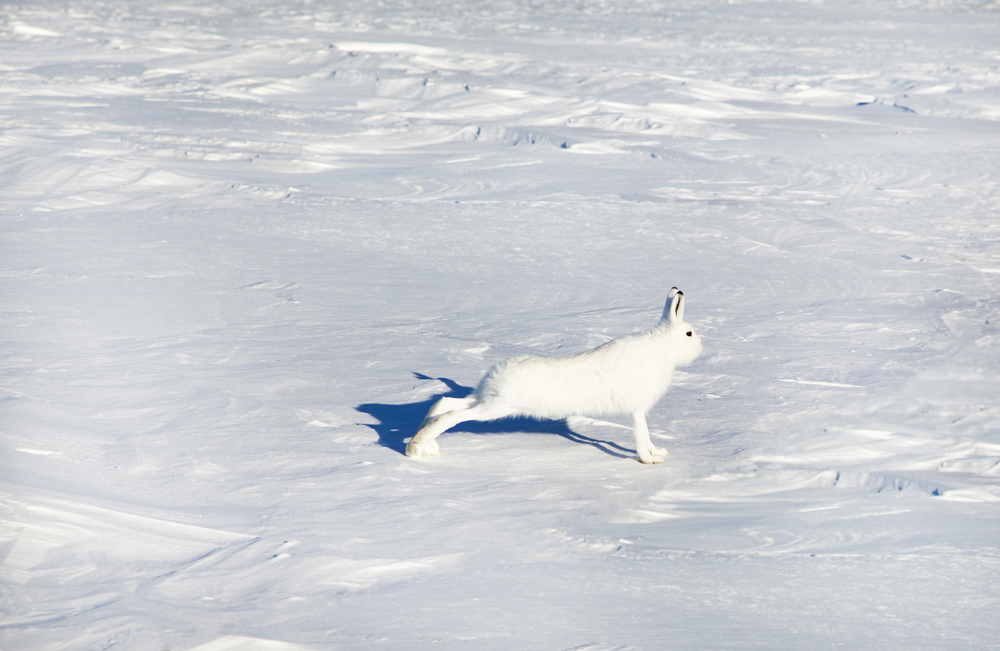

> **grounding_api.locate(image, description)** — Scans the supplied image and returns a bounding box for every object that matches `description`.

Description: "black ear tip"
[677,290,683,296]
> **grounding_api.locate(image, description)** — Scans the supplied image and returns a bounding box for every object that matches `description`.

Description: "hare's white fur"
[406,288,703,464]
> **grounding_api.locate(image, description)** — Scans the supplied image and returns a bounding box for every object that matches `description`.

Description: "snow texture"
[1,1,998,649]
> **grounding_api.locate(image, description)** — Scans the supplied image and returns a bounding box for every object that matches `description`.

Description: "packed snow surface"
[2,1,999,649]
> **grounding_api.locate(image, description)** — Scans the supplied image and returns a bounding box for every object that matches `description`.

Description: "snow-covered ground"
[2,1,999,649]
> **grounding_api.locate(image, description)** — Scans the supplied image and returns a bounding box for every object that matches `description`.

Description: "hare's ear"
[662,287,683,322]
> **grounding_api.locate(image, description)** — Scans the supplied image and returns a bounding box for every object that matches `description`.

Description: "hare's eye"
[686,331,693,337]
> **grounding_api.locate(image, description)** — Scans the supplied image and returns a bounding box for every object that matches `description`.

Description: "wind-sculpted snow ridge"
[2,1,999,650]
[4,1,999,212]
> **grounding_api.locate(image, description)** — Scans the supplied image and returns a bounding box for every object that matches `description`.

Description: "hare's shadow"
[356,373,633,460]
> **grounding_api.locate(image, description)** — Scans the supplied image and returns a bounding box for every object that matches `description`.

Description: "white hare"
[406,288,703,464]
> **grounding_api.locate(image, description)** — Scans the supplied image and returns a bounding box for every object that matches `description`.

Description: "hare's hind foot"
[649,445,668,457]
[638,452,664,465]
[406,438,440,457]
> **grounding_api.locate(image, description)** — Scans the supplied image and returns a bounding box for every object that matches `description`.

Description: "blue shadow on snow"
[356,373,633,460]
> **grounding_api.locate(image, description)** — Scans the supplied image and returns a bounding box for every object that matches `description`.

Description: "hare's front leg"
[632,411,665,464]
[649,430,668,458]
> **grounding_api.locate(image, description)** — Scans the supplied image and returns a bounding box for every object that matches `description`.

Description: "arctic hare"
[406,288,703,464]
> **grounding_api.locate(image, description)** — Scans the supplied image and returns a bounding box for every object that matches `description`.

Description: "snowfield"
[2,1,999,649]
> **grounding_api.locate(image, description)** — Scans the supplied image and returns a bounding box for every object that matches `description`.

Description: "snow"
[1,1,998,649]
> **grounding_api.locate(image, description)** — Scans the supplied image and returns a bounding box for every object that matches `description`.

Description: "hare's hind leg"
[422,396,476,424]
[632,411,666,464]
[406,396,476,457]
[406,400,514,458]
[406,403,472,457]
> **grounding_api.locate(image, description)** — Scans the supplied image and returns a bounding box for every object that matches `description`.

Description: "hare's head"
[662,287,703,367]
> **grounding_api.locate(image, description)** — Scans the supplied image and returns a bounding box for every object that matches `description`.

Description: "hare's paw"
[406,439,440,458]
[637,453,664,465]
[649,445,669,457]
